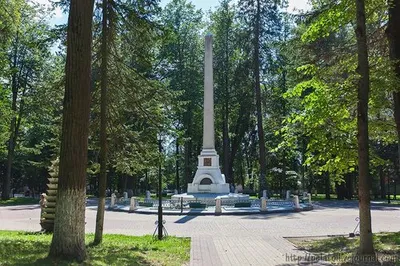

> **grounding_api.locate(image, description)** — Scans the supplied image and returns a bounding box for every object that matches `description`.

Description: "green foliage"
[276,0,398,188]
[1,0,399,198]
[0,1,59,192]
[89,0,170,182]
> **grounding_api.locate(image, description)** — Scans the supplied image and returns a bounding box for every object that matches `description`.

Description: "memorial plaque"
[204,158,212,166]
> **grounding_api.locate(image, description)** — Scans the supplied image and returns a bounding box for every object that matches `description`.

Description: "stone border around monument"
[104,194,314,216]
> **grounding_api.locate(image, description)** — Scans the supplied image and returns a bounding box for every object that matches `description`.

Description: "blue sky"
[35,0,310,26]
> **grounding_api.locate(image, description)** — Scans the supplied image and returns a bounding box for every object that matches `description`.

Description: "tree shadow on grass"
[2,241,162,266]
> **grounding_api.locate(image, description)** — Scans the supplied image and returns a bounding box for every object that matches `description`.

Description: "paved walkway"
[1,201,399,265]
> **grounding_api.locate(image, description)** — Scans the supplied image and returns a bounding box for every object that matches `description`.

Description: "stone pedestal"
[215,198,222,215]
[129,197,137,212]
[187,149,229,193]
[110,193,116,208]
[261,197,267,212]
[286,190,291,200]
[293,195,300,210]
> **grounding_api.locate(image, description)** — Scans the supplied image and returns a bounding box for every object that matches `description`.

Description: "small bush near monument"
[0,197,38,206]
[0,230,190,265]
[234,202,251,207]
[287,233,400,265]
[138,202,154,207]
[189,202,206,208]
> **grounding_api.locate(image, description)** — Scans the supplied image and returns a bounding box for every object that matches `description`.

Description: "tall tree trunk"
[355,0,374,255]
[2,32,19,200]
[49,0,94,261]
[324,172,331,199]
[254,0,267,196]
[184,140,192,188]
[345,173,354,199]
[94,0,109,245]
[222,86,230,183]
[222,18,230,184]
[387,0,400,179]
[175,139,180,193]
[379,167,386,199]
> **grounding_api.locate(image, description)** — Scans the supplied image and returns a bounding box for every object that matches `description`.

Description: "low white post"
[123,192,128,201]
[308,193,312,205]
[262,190,267,199]
[215,198,222,215]
[261,197,267,212]
[286,190,291,200]
[129,197,137,212]
[110,193,116,208]
[293,195,300,210]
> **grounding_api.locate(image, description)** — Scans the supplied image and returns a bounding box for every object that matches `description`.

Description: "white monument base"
[172,192,249,200]
[187,149,230,194]
[187,183,230,193]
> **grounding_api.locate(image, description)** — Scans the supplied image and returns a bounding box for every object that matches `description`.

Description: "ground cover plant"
[0,230,190,266]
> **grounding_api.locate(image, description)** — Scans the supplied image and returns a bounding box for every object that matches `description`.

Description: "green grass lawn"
[0,230,190,266]
[0,197,39,206]
[288,232,400,265]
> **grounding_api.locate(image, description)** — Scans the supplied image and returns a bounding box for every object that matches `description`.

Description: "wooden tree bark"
[94,0,109,245]
[387,0,400,172]
[48,0,94,261]
[324,172,331,199]
[222,63,230,184]
[254,0,267,195]
[222,11,231,184]
[2,32,19,200]
[175,139,180,192]
[355,0,374,256]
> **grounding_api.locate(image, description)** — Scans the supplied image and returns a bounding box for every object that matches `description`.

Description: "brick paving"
[1,201,399,265]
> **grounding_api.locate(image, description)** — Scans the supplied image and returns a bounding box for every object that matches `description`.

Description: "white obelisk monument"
[187,34,230,194]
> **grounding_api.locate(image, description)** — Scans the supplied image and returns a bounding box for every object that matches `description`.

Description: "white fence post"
[262,190,267,199]
[286,190,291,200]
[261,197,267,212]
[110,193,116,208]
[129,197,137,212]
[293,195,300,210]
[215,198,222,215]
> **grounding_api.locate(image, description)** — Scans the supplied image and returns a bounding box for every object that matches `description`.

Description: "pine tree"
[48,0,94,261]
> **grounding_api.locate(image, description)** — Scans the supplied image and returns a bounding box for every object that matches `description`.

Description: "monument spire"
[186,34,230,194]
[203,33,214,150]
